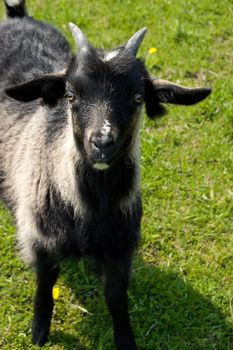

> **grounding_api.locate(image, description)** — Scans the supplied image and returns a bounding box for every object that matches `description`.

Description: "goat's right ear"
[144,77,212,119]
[5,74,66,104]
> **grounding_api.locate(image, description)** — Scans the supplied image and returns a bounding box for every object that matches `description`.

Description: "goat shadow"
[50,256,233,350]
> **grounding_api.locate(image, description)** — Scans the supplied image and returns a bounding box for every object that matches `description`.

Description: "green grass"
[0,0,233,349]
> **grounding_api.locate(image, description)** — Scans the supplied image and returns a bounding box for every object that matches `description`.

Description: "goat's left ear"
[5,74,66,104]
[144,77,212,119]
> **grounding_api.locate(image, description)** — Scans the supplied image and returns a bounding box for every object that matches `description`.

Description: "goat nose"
[91,133,114,150]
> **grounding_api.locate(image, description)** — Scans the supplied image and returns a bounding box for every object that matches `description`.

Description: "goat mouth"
[93,162,110,170]
[91,155,112,171]
[88,140,124,170]
[92,152,123,170]
[90,150,117,170]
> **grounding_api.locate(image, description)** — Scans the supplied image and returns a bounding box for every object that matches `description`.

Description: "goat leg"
[100,256,138,350]
[32,258,59,347]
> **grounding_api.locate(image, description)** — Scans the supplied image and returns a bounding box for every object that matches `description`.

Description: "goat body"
[0,1,211,349]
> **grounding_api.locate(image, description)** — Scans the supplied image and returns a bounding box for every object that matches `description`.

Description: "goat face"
[66,51,146,170]
[5,23,211,171]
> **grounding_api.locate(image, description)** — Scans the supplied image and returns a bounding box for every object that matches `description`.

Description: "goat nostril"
[91,134,114,149]
[91,137,98,148]
[91,136,101,149]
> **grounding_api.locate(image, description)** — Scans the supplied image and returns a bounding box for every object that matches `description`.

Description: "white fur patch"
[94,163,109,170]
[51,109,87,218]
[104,50,120,61]
[101,119,111,136]
[5,0,21,6]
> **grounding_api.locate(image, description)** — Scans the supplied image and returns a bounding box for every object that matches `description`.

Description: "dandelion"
[148,47,157,54]
[52,286,60,300]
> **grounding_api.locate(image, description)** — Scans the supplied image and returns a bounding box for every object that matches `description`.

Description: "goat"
[0,0,211,349]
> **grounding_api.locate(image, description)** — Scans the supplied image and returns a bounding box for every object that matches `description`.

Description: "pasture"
[0,0,232,349]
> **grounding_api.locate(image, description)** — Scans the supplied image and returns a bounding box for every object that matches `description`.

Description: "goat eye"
[133,93,143,104]
[65,91,76,103]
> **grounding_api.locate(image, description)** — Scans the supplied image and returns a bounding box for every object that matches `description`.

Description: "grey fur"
[0,16,72,264]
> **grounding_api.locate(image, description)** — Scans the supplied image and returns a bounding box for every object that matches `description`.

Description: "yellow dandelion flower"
[148,47,157,54]
[52,286,60,300]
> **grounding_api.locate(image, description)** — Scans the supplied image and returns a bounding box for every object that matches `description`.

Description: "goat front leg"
[32,255,59,347]
[100,256,137,350]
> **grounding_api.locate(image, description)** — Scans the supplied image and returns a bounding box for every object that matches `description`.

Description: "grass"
[0,0,233,349]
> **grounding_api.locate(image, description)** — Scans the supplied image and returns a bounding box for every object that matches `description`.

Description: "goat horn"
[69,22,91,54]
[125,27,147,56]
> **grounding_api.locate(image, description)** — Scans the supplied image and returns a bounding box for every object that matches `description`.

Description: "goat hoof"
[32,331,48,347]
[32,321,50,346]
[115,336,138,350]
[117,345,137,350]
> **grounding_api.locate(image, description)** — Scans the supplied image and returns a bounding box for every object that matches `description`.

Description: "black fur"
[144,77,167,117]
[35,162,142,260]
[4,0,27,18]
[32,263,59,346]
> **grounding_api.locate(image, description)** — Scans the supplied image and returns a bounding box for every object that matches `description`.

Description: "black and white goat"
[0,1,211,348]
